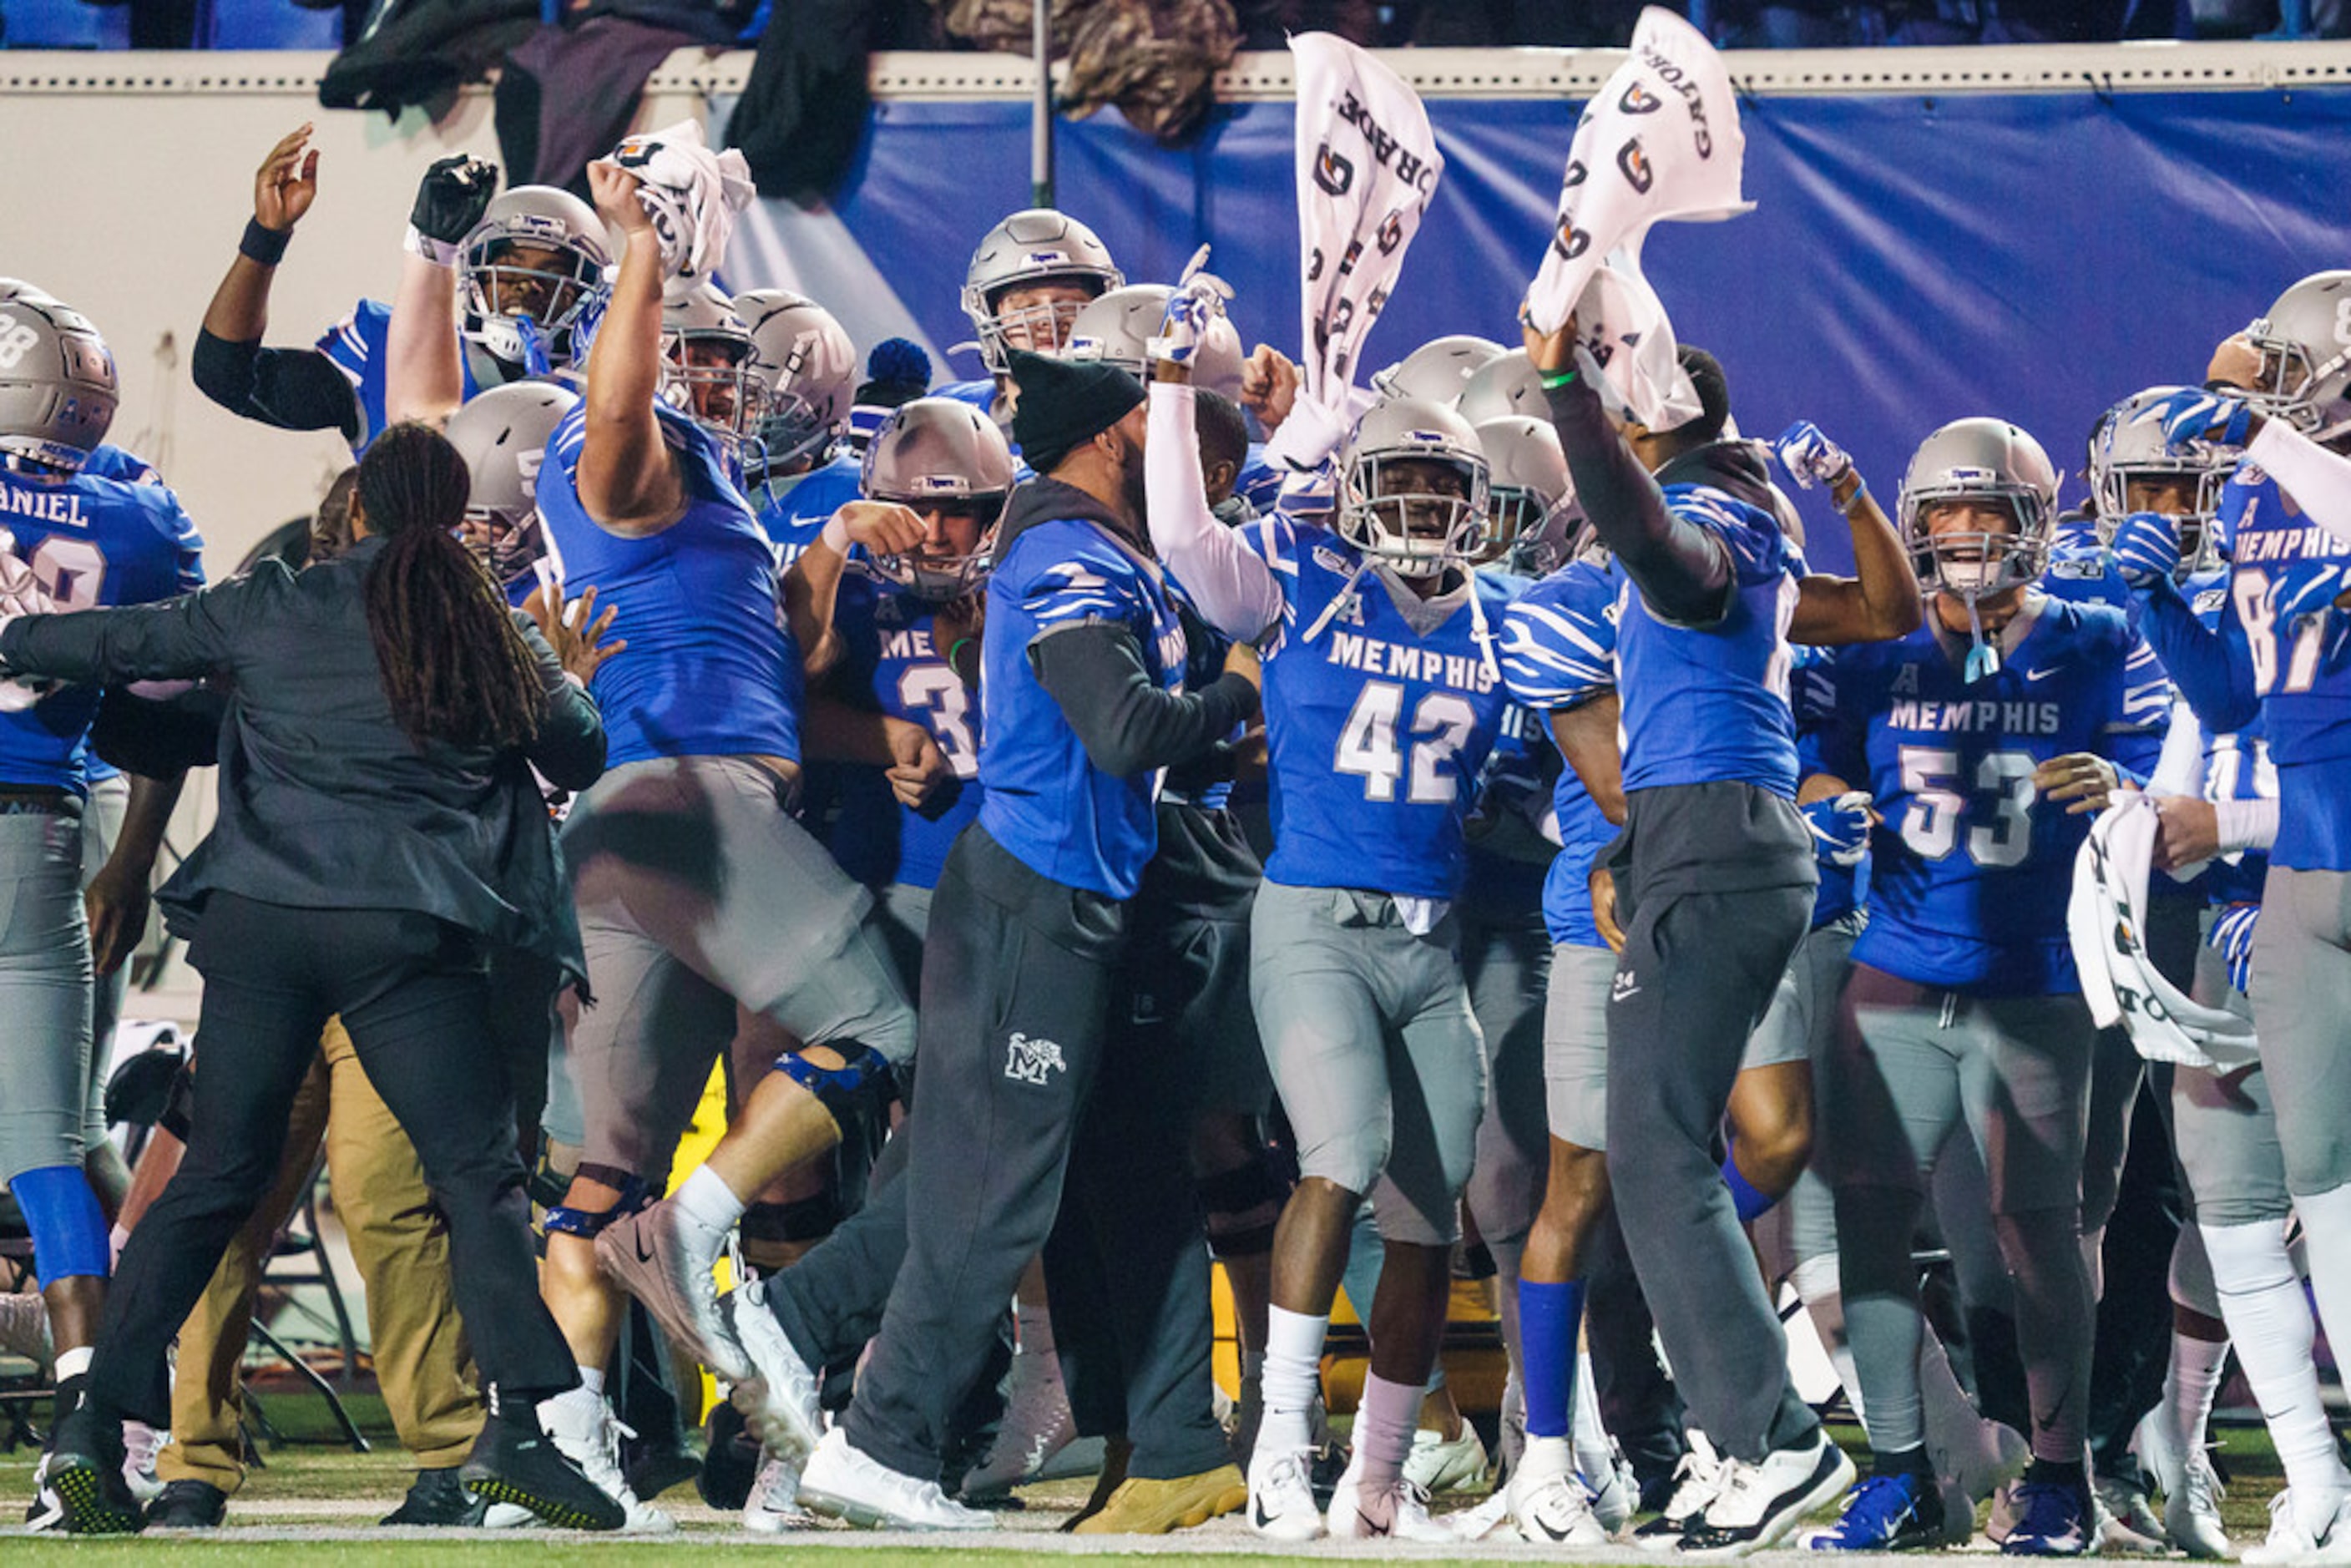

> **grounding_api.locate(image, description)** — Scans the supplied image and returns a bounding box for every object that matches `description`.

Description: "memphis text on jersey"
[1324,629,1501,694]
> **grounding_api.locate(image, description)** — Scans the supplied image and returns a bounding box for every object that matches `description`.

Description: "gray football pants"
[2248,866,2351,1199]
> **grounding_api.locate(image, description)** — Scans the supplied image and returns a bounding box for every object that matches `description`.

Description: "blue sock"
[11,1164,110,1282]
[1721,1146,1779,1222]
[1518,1277,1584,1440]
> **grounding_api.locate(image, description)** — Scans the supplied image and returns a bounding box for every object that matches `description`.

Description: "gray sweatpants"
[559,755,916,1181]
[2248,866,2351,1198]
[1602,781,1818,1463]
[1251,881,1487,1247]
[0,807,95,1185]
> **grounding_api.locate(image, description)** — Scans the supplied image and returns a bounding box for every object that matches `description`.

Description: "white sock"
[2202,1217,2349,1535]
[548,1380,604,1427]
[579,1363,606,1397]
[2161,1329,2229,1459]
[1571,1348,1613,1477]
[1354,1372,1422,1491]
[674,1164,747,1237]
[1519,1432,1574,1488]
[55,1344,93,1382]
[1258,1305,1328,1458]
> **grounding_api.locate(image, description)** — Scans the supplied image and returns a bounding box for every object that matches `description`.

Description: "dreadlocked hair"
[356,422,545,752]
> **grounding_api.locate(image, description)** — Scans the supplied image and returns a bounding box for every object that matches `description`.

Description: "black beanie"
[1009,349,1145,473]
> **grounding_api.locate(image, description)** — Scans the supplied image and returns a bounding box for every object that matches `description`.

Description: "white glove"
[1772,420,1854,491]
[1260,390,1350,476]
[1147,244,1235,369]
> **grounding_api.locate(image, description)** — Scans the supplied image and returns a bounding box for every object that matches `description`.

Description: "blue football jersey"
[1792,645,1866,928]
[1814,595,2170,993]
[755,453,865,569]
[1615,483,1806,798]
[80,444,161,488]
[1497,554,1622,948]
[2173,569,2273,908]
[822,574,984,891]
[316,298,477,454]
[2213,461,2351,870]
[0,469,207,792]
[1246,515,1517,901]
[537,403,802,768]
[978,514,1187,899]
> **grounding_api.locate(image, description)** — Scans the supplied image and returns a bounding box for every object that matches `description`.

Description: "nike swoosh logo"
[1358,1509,1387,1535]
[1251,1498,1277,1530]
[2025,667,2060,681]
[634,1232,658,1265]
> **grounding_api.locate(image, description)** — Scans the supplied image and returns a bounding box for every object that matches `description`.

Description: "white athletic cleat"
[537,1390,675,1534]
[1588,1437,1641,1533]
[2099,1471,2168,1553]
[1327,1452,1454,1543]
[725,1277,825,1463]
[120,1421,165,1506]
[2166,1447,2234,1560]
[1676,1428,1856,1559]
[2244,1489,2351,1565]
[797,1426,993,1530]
[1244,1444,1326,1542]
[595,1201,751,1383]
[1509,1436,1610,1546]
[1635,1434,1727,1550]
[742,1452,816,1533]
[1452,1487,1514,1541]
[1403,1421,1489,1495]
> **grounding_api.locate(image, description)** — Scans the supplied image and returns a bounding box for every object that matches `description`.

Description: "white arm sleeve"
[2212,796,2280,853]
[1145,382,1283,643]
[2148,695,2207,797]
[2247,419,2351,547]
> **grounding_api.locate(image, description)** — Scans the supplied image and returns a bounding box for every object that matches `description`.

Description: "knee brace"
[776,1042,897,1128]
[11,1164,110,1282]
[542,1165,654,1238]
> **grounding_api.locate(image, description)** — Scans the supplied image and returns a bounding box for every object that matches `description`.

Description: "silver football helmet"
[1897,417,2059,599]
[1337,397,1490,576]
[1474,415,1580,576]
[445,381,579,593]
[1455,348,1547,427]
[734,289,857,473]
[1064,284,1245,400]
[2240,271,2351,438]
[656,280,768,453]
[1373,335,1506,407]
[2090,385,2232,579]
[860,397,1014,600]
[0,278,56,306]
[459,186,610,373]
[0,296,117,473]
[961,209,1124,374]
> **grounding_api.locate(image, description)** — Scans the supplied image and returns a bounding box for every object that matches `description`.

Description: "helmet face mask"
[859,397,1015,599]
[459,190,610,373]
[1898,418,2058,604]
[443,381,579,593]
[2241,271,2351,438]
[960,210,1124,375]
[1471,414,1575,576]
[1338,398,1492,578]
[654,285,771,460]
[2089,386,2232,580]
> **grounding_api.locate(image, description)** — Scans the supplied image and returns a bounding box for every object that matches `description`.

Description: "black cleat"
[47,1403,144,1535]
[461,1411,625,1531]
[146,1479,229,1530]
[379,1466,486,1526]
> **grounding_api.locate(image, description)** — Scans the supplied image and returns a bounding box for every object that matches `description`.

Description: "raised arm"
[1524,321,1732,627]
[780,502,928,680]
[1771,422,1923,645]
[1145,376,1283,643]
[575,161,685,536]
[385,155,497,429]
[190,125,363,442]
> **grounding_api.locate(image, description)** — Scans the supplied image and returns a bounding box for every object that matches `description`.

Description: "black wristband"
[240,218,291,267]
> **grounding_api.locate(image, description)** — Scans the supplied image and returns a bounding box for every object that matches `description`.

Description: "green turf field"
[0,1392,2296,1560]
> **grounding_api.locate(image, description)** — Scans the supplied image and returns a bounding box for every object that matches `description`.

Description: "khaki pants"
[159,1018,483,1490]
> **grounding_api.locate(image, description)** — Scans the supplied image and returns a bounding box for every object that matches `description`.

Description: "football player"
[735,289,862,565]
[938,208,1124,430]
[1146,287,1522,1539]
[526,159,918,1530]
[0,294,205,1525]
[1801,418,2168,1555]
[2111,270,2351,1560]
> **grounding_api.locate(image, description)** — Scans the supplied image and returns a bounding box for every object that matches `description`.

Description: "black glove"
[407,154,498,261]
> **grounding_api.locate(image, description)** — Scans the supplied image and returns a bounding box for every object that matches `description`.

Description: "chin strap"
[1301,555,1373,645]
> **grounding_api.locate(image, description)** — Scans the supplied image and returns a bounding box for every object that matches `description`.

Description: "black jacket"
[0,535,601,978]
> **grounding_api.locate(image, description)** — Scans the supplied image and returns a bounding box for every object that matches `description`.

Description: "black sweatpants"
[87,894,578,1424]
[837,827,1226,1482]
[1603,781,1818,1464]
